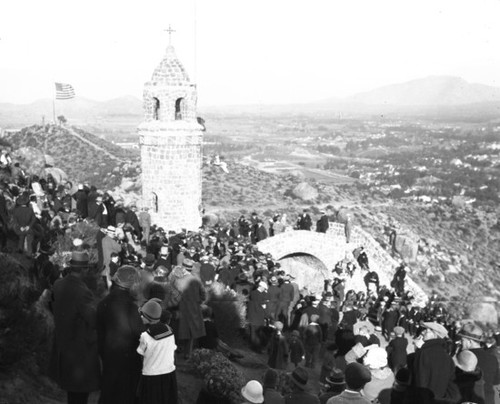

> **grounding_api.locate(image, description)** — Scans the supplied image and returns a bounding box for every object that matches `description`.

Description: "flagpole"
[52,95,56,124]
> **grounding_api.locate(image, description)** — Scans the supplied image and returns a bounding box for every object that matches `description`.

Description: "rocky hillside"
[2,124,140,189]
[3,124,498,316]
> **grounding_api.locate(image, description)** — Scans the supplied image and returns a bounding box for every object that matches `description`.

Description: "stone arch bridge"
[257,223,427,306]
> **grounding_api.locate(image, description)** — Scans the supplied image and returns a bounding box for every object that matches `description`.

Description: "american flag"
[55,82,75,100]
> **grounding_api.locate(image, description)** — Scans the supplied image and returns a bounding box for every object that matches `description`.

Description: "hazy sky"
[1,0,500,106]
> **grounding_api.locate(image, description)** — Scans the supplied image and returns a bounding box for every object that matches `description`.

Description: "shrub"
[0,254,42,370]
[206,282,247,345]
[190,349,245,404]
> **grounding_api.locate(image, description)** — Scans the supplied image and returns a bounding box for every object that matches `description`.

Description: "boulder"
[291,182,318,201]
[468,302,498,326]
[394,233,419,263]
[202,213,219,227]
[14,147,46,177]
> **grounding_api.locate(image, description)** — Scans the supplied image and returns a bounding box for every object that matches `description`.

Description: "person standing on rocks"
[72,184,88,219]
[297,209,312,231]
[49,251,101,404]
[316,210,329,233]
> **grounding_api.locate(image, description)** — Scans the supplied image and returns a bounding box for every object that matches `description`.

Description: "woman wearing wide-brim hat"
[49,250,101,404]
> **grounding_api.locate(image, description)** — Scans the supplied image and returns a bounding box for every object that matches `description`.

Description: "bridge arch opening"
[278,252,329,294]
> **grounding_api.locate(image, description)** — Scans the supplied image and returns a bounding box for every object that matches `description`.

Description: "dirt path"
[66,126,126,163]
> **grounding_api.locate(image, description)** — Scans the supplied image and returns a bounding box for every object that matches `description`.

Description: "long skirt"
[137,371,178,404]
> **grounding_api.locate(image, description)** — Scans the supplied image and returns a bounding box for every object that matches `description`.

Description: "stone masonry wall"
[257,223,428,306]
[139,122,203,232]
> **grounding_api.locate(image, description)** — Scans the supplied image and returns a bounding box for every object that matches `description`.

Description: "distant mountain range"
[2,76,500,126]
[327,76,500,106]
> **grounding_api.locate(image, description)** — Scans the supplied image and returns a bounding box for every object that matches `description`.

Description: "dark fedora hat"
[70,251,90,268]
[16,194,30,206]
[289,366,309,389]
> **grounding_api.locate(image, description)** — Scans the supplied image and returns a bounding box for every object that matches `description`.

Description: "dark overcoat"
[248,289,269,326]
[268,332,289,370]
[411,338,458,402]
[96,286,144,404]
[176,272,207,340]
[49,273,101,392]
[386,336,408,371]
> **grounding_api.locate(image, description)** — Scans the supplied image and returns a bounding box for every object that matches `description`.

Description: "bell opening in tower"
[175,97,184,120]
[153,97,160,120]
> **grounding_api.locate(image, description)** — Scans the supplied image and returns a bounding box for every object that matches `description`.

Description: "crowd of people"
[1,157,500,404]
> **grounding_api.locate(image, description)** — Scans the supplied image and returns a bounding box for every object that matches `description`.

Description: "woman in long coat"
[175,261,207,357]
[49,252,101,404]
[96,265,144,404]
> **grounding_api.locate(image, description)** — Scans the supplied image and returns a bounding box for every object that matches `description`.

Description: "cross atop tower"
[164,25,176,46]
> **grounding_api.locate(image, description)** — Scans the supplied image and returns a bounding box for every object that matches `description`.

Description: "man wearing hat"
[262,368,284,403]
[96,265,144,404]
[12,192,36,255]
[175,259,206,358]
[386,326,408,372]
[326,362,371,404]
[297,209,313,231]
[248,280,269,352]
[49,251,101,404]
[411,321,459,403]
[319,368,345,404]
[316,210,329,233]
[99,225,123,289]
[267,276,281,320]
[285,367,320,404]
[458,322,499,404]
[276,273,296,327]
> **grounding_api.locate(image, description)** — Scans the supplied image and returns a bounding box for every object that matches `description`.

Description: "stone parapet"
[257,223,428,306]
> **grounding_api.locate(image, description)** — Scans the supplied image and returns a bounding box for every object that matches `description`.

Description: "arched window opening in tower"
[175,98,184,120]
[153,98,160,120]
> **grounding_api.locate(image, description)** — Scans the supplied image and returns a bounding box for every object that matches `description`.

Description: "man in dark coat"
[411,321,459,403]
[392,264,407,296]
[255,220,268,242]
[96,265,144,404]
[49,251,101,404]
[72,184,88,219]
[304,314,323,368]
[124,204,142,240]
[284,367,320,404]
[277,275,295,327]
[316,211,329,233]
[297,210,312,231]
[88,195,107,228]
[175,259,207,358]
[382,302,399,341]
[12,193,36,255]
[386,326,408,372]
[248,281,269,351]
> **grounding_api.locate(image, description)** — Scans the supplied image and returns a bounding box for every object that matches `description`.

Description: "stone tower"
[139,45,203,231]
